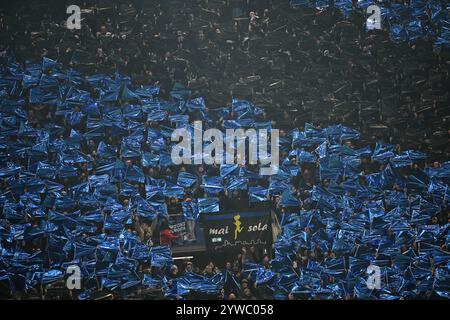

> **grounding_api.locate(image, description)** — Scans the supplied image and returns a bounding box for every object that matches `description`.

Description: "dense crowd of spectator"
[0,0,449,300]
[1,0,449,160]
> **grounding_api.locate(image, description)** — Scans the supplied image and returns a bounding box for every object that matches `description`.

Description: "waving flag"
[177,171,197,188]
[198,197,220,214]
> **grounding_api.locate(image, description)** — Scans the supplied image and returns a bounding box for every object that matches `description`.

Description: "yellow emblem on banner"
[233,215,243,240]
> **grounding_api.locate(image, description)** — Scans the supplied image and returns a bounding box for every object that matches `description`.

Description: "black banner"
[202,210,272,252]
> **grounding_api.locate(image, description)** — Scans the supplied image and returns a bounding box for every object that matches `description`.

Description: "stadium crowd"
[1,0,449,160]
[0,0,448,300]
